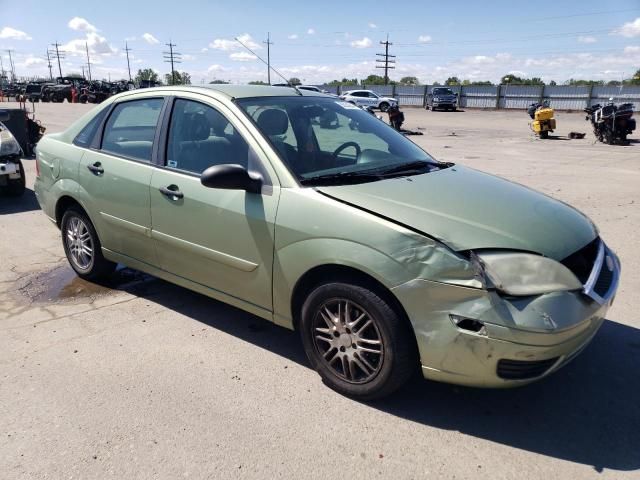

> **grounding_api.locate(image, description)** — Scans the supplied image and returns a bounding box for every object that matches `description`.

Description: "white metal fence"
[317,84,640,110]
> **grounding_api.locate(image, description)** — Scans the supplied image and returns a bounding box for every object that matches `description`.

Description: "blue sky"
[1,0,639,84]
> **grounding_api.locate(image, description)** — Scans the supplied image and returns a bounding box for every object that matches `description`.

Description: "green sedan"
[34,85,620,399]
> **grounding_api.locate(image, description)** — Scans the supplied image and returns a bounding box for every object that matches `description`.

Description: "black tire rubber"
[60,206,117,281]
[300,282,417,400]
[379,102,390,112]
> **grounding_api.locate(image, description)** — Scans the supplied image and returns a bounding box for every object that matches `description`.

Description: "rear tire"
[61,207,116,281]
[300,282,417,400]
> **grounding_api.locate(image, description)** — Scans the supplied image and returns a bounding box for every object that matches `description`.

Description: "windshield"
[26,84,42,93]
[237,96,444,186]
[433,88,454,95]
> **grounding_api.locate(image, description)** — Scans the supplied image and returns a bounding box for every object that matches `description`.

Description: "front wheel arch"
[291,264,415,339]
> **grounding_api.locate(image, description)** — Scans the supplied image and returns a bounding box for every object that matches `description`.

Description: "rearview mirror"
[200,164,263,193]
[0,110,9,122]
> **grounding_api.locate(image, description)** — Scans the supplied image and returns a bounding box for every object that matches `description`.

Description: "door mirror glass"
[200,164,263,193]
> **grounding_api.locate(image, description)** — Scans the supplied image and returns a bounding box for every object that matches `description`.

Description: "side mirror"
[200,164,263,193]
[0,110,9,122]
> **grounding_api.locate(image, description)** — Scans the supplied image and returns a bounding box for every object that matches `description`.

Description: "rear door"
[78,96,166,266]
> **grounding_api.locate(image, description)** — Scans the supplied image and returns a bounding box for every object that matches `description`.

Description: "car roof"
[139,84,327,99]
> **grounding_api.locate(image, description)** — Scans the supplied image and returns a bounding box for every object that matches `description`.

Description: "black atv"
[584,101,636,145]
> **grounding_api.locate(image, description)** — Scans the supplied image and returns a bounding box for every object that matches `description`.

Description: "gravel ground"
[1,101,638,479]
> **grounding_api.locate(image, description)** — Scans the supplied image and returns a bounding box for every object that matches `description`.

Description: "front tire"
[379,102,390,112]
[300,282,417,400]
[61,207,116,281]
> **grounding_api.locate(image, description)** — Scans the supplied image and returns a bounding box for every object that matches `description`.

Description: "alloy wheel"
[65,216,93,270]
[312,298,384,384]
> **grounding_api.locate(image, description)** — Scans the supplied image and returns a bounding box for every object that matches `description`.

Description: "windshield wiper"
[300,170,383,186]
[374,160,436,176]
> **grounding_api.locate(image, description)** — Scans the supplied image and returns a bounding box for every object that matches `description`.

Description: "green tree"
[327,78,358,86]
[445,76,461,85]
[362,74,388,85]
[628,68,640,85]
[165,71,191,85]
[501,74,544,85]
[248,80,269,85]
[288,77,302,85]
[399,76,420,85]
[135,68,160,84]
[209,79,229,84]
[549,80,557,86]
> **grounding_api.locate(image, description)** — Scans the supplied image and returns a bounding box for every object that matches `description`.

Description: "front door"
[149,97,279,311]
[78,97,165,266]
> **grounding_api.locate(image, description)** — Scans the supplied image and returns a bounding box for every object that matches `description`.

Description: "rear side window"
[101,98,164,162]
[73,107,109,148]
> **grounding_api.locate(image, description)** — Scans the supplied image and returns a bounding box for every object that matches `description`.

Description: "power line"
[163,41,182,85]
[124,42,132,81]
[50,42,65,78]
[263,32,273,85]
[376,35,395,85]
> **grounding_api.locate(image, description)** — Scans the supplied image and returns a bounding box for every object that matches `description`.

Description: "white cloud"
[624,45,640,54]
[62,31,116,56]
[68,17,97,33]
[210,33,261,51]
[616,18,640,37]
[0,27,32,40]
[142,33,159,45]
[208,64,227,73]
[230,51,257,62]
[578,35,597,44]
[288,34,298,40]
[350,37,372,49]
[182,54,196,61]
[307,28,315,35]
[418,35,431,43]
[201,47,209,53]
[368,23,377,29]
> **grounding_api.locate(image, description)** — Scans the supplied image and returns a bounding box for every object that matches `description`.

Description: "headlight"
[433,97,440,101]
[476,251,582,296]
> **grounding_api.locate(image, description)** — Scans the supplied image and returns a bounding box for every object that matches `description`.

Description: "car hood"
[317,165,596,260]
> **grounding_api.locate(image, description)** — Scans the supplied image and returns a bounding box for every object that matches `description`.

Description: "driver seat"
[256,109,300,172]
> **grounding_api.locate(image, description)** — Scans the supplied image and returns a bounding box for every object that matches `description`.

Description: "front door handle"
[87,162,104,175]
[159,185,184,200]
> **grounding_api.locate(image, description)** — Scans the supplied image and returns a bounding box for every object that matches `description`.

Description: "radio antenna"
[234,36,302,95]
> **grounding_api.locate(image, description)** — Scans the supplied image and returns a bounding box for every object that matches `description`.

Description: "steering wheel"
[332,141,361,161]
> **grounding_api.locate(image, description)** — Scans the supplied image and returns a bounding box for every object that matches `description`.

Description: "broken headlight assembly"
[474,251,582,296]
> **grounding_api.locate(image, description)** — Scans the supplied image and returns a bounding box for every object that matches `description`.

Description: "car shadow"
[67,270,640,472]
[0,187,41,214]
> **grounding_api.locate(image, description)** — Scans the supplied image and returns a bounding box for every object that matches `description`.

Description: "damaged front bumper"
[392,249,619,388]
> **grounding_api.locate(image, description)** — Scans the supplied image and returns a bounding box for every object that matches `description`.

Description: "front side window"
[166,99,250,175]
[101,98,164,162]
[237,96,445,186]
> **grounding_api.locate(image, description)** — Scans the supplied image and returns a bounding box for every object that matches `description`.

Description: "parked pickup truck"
[0,111,25,196]
[427,87,459,111]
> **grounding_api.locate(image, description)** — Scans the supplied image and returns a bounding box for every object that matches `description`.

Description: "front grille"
[561,237,600,284]
[497,358,559,380]
[593,264,614,297]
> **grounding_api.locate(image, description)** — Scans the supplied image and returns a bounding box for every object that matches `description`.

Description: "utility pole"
[375,34,395,85]
[45,49,54,80]
[263,32,273,85]
[85,42,92,81]
[124,42,132,82]
[51,42,64,78]
[163,41,181,85]
[6,49,16,82]
[81,65,85,79]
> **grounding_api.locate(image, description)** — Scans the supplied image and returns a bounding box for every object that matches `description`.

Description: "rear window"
[73,107,109,148]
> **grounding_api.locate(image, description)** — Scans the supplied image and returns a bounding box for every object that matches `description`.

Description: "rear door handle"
[87,162,104,175]
[159,185,184,200]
